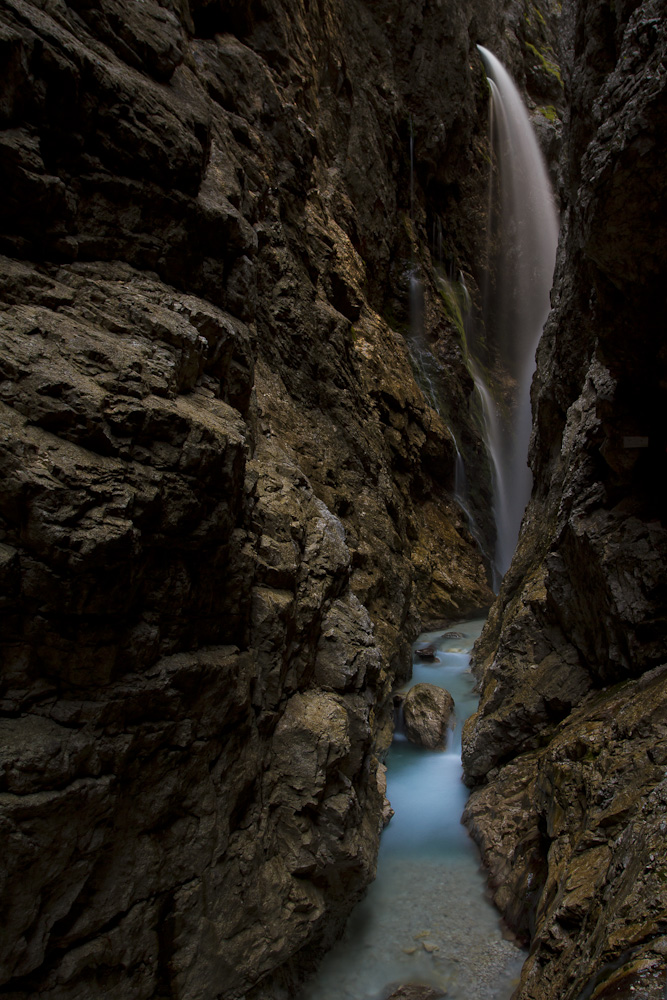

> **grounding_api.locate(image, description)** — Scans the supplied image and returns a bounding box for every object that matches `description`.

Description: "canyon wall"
[4,0,658,996]
[463,1,667,998]
[0,0,552,996]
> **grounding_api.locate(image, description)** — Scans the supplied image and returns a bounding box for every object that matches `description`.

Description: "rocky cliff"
[0,0,516,996]
[5,0,658,996]
[462,1,667,998]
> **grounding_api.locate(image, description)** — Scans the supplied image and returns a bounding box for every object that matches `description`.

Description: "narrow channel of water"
[298,618,525,1000]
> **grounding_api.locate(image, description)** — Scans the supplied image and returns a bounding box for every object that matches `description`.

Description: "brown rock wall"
[462,1,667,998]
[0,0,513,996]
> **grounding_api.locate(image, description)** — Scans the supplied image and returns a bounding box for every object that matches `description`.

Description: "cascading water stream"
[451,430,489,563]
[475,46,559,581]
[296,619,524,1000]
[406,118,493,573]
[408,267,491,569]
[297,57,560,999]
[409,114,415,222]
[469,364,506,592]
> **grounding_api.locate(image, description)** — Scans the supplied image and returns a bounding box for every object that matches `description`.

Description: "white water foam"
[476,46,559,582]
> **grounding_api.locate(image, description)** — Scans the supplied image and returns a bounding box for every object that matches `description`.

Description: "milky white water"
[476,47,559,582]
[297,619,525,1000]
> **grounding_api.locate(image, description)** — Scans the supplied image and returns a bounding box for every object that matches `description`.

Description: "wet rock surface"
[2,0,649,995]
[402,683,455,750]
[0,0,514,997]
[463,1,667,998]
[384,986,447,1000]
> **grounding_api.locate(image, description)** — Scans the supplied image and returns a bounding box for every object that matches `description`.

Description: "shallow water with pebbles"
[297,618,525,1000]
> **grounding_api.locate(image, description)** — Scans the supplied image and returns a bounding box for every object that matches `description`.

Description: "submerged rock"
[403,683,455,750]
[384,986,447,1000]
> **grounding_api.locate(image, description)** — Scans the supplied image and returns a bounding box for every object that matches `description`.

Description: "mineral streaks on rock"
[462,1,667,998]
[0,0,496,995]
[403,683,455,750]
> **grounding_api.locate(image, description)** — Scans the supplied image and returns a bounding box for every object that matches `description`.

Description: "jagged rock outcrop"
[0,0,519,996]
[463,1,667,998]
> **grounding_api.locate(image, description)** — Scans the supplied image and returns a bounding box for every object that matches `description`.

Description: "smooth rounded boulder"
[403,683,455,749]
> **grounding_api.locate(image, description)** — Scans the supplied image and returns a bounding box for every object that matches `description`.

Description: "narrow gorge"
[0,1,665,999]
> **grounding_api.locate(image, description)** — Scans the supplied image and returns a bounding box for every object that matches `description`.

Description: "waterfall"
[470,364,506,592]
[475,45,559,581]
[409,114,415,222]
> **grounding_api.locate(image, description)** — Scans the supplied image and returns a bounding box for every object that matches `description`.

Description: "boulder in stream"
[415,644,439,661]
[403,683,455,750]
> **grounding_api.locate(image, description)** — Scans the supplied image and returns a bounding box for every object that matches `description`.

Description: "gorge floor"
[297,620,525,1000]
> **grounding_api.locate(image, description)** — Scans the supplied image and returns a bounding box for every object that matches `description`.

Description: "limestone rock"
[466,668,667,999]
[376,762,395,828]
[0,0,503,995]
[314,593,383,694]
[462,1,667,998]
[403,683,455,750]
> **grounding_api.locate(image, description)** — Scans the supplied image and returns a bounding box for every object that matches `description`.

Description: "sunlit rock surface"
[463,2,667,998]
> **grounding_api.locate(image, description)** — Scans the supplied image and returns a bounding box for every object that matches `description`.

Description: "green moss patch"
[525,41,564,87]
[538,104,559,122]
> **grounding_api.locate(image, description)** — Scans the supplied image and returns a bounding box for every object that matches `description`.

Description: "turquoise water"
[297,618,525,1000]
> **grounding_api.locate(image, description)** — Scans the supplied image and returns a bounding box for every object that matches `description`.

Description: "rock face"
[402,683,455,750]
[462,1,667,998]
[0,0,531,996]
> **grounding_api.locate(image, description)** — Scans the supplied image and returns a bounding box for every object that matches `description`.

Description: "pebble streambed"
[298,617,525,1000]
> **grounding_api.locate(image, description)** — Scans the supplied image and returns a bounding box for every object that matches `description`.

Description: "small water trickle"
[407,263,493,575]
[297,618,526,1000]
[409,115,415,222]
[410,269,425,341]
[475,45,559,583]
[458,270,472,313]
[470,364,506,593]
[450,425,490,568]
[454,446,467,502]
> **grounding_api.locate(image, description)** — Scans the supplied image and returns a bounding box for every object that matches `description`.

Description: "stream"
[298,617,525,1000]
